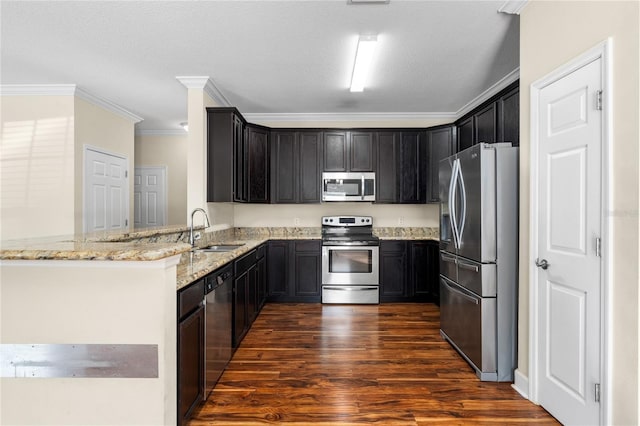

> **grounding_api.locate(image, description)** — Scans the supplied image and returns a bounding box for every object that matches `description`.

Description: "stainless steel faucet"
[189,208,211,247]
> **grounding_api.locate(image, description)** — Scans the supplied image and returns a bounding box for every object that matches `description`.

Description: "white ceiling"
[1,1,520,132]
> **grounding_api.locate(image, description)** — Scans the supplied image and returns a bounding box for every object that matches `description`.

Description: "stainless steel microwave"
[322,172,375,202]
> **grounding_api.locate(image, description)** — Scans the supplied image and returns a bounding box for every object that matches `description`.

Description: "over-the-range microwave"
[322,172,375,202]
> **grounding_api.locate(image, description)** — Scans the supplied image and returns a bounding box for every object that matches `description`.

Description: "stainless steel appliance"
[321,215,380,304]
[204,264,233,398]
[438,142,518,382]
[322,172,375,202]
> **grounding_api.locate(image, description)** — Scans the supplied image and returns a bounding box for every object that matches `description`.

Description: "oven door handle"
[323,286,379,291]
[361,175,365,200]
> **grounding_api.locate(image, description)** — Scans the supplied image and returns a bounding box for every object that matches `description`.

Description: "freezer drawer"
[456,257,496,297]
[440,276,497,380]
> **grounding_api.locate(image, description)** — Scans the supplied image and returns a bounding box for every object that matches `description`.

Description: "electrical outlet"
[294,217,300,226]
[398,216,405,226]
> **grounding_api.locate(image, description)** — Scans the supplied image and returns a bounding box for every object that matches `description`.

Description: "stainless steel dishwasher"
[204,264,233,399]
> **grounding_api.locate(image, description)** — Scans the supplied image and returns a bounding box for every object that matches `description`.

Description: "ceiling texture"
[1,1,520,132]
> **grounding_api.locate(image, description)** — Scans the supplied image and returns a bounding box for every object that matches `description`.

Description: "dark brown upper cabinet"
[376,130,427,204]
[497,86,520,146]
[455,81,519,153]
[426,125,456,203]
[271,130,323,203]
[323,131,376,172]
[376,131,399,203]
[475,103,497,144]
[323,131,348,171]
[207,108,269,203]
[207,108,242,202]
[349,131,376,171]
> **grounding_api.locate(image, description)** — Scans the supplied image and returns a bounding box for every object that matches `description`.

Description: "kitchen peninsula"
[0,224,437,425]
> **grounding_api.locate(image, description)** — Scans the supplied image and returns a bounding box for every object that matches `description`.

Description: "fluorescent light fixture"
[180,122,189,132]
[350,35,378,92]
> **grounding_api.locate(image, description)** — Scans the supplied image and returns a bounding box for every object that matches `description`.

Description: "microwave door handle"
[361,175,365,200]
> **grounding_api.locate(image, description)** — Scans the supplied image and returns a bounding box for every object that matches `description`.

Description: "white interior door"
[134,166,167,228]
[534,58,602,425]
[84,147,129,233]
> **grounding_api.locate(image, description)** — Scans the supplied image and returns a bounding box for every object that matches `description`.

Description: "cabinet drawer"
[178,279,204,320]
[256,244,266,260]
[294,240,321,252]
[381,240,405,252]
[235,249,257,275]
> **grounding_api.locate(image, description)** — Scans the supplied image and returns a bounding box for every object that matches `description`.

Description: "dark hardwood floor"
[189,303,559,425]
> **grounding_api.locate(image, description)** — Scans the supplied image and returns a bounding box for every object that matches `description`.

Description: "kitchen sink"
[193,244,244,253]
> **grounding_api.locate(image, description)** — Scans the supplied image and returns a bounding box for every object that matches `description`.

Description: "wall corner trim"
[498,0,528,15]
[0,84,143,123]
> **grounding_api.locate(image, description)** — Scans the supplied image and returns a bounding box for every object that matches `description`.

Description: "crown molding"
[176,76,231,107]
[0,84,143,123]
[135,129,187,136]
[74,87,143,123]
[498,0,528,15]
[455,67,520,119]
[244,111,457,123]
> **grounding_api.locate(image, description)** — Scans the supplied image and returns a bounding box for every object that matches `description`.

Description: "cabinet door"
[457,116,474,152]
[293,240,321,298]
[267,240,289,300]
[178,304,204,425]
[398,131,425,204]
[323,131,348,171]
[350,131,376,172]
[246,126,269,203]
[207,110,235,202]
[498,87,519,146]
[379,241,408,301]
[233,270,248,348]
[474,103,497,144]
[410,241,430,300]
[272,131,297,203]
[376,131,398,203]
[426,126,455,203]
[233,115,246,202]
[256,255,267,310]
[299,131,322,203]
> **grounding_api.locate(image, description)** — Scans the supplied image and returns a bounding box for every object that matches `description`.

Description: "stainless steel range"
[321,215,380,304]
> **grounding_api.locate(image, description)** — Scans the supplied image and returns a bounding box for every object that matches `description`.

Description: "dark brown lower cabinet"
[380,240,440,303]
[177,279,205,425]
[233,246,267,349]
[267,240,321,302]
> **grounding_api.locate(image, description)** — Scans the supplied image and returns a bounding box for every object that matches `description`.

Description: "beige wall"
[135,134,188,225]
[0,96,76,240]
[519,1,640,423]
[74,98,136,234]
[234,203,439,228]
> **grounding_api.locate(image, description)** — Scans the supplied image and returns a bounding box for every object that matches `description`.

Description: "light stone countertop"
[0,225,438,291]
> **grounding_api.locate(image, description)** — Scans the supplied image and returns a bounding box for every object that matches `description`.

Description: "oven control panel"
[322,216,372,227]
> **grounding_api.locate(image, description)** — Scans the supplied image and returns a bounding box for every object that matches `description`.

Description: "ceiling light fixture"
[180,122,189,132]
[350,35,378,92]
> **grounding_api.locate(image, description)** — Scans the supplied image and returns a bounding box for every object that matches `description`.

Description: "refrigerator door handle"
[457,158,467,243]
[457,259,479,272]
[450,159,461,249]
[442,279,479,305]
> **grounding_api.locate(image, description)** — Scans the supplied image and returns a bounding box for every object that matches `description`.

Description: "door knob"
[535,258,550,270]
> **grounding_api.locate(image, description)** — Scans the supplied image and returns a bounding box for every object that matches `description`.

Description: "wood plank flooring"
[189,303,559,425]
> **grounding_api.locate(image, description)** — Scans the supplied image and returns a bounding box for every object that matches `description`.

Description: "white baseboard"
[512,368,530,400]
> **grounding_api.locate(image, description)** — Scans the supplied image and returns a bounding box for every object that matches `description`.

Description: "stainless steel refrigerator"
[439,142,518,382]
